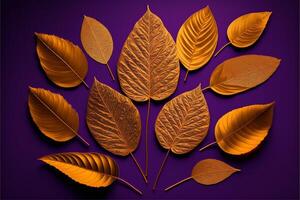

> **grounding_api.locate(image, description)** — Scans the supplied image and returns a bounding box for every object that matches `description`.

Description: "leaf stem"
[115,176,143,195]
[164,176,192,191]
[152,149,170,190]
[130,153,148,183]
[214,42,231,57]
[199,141,217,152]
[82,81,89,89]
[105,62,115,80]
[201,86,210,92]
[145,99,150,177]
[184,70,189,82]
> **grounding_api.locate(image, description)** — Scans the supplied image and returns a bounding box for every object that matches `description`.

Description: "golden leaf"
[214,103,275,155]
[215,12,271,56]
[117,6,180,102]
[165,159,240,191]
[35,33,89,88]
[28,87,89,145]
[86,78,146,182]
[209,55,280,95]
[117,6,180,177]
[39,152,142,194]
[81,16,115,80]
[176,6,218,81]
[153,85,210,190]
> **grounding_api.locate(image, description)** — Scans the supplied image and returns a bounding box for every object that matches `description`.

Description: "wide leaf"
[215,103,275,155]
[35,33,88,88]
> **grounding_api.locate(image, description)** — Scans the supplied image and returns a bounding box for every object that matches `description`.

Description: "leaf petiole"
[164,176,192,191]
[199,141,217,152]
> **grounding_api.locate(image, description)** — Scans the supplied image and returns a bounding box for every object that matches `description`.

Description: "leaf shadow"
[26,106,87,148]
[39,164,112,199]
[217,133,271,165]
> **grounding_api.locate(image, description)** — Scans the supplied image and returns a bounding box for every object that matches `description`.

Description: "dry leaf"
[39,152,142,194]
[209,55,280,95]
[165,159,240,191]
[215,103,275,155]
[28,87,88,145]
[117,6,179,102]
[117,6,180,177]
[176,6,218,81]
[86,78,141,156]
[153,85,210,189]
[81,16,115,80]
[86,78,146,182]
[35,33,89,88]
[155,85,210,154]
[215,12,271,56]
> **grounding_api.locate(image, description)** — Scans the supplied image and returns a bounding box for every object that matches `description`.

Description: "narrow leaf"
[35,33,88,88]
[28,87,88,145]
[81,16,115,80]
[209,55,280,95]
[39,152,142,195]
[176,6,218,80]
[215,103,275,155]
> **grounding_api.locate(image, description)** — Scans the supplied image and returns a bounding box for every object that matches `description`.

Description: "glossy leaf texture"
[35,33,88,88]
[86,78,141,156]
[227,12,271,48]
[117,6,180,102]
[81,15,113,64]
[191,159,240,185]
[155,85,210,154]
[215,103,275,155]
[177,6,218,71]
[39,152,118,187]
[28,87,78,142]
[209,55,280,95]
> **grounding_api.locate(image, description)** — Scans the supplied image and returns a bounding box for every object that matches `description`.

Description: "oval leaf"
[81,15,113,64]
[28,87,78,142]
[209,55,280,95]
[86,78,141,156]
[192,159,240,185]
[177,6,218,71]
[39,152,118,187]
[117,6,180,102]
[215,102,275,155]
[227,12,271,48]
[35,33,88,88]
[155,85,210,154]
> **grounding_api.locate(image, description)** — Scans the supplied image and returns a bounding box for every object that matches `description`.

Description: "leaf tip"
[147,5,150,11]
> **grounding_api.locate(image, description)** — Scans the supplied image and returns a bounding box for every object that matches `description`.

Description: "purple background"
[1,0,299,199]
